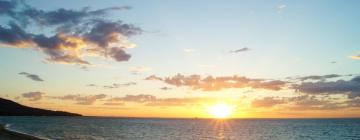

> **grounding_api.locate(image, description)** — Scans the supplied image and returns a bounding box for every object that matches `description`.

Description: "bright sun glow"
[207,103,233,118]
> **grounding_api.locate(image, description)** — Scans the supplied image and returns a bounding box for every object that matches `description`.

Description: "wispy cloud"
[86,84,97,87]
[22,91,46,101]
[251,95,346,111]
[145,74,287,91]
[18,72,44,82]
[229,47,250,53]
[160,87,172,90]
[129,66,152,75]
[105,94,222,106]
[144,75,163,81]
[0,0,140,65]
[277,4,287,13]
[103,102,125,106]
[295,74,343,81]
[349,54,360,60]
[49,94,107,105]
[103,82,137,89]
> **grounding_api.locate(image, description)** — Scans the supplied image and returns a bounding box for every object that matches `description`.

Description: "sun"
[207,103,233,118]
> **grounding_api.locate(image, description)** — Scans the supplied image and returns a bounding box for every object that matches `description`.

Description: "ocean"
[0,117,359,140]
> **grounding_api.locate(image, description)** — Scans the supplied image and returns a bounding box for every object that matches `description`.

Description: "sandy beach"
[0,125,43,140]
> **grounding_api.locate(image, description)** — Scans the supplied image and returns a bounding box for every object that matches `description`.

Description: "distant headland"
[0,98,81,116]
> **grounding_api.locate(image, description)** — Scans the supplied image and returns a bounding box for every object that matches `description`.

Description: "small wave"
[1,123,50,140]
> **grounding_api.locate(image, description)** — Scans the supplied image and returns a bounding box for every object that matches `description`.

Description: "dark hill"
[0,98,81,116]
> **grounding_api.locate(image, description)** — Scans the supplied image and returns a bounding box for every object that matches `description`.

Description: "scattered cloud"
[107,94,156,103]
[293,76,360,98]
[103,102,125,106]
[229,47,250,53]
[86,84,97,87]
[0,0,141,65]
[49,94,106,105]
[145,74,360,101]
[22,91,46,101]
[129,66,152,75]
[104,94,221,106]
[145,75,163,81]
[251,95,346,110]
[103,82,136,89]
[146,74,287,91]
[287,95,345,111]
[18,72,44,82]
[160,87,172,90]
[296,74,343,81]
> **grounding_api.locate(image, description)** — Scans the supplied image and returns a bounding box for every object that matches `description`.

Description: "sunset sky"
[0,0,360,118]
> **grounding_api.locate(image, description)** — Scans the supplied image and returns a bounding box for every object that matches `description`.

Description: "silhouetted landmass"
[0,98,81,116]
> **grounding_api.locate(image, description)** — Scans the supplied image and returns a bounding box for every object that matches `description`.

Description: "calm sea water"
[0,117,360,140]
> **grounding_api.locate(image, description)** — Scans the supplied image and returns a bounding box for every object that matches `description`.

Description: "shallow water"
[0,117,360,140]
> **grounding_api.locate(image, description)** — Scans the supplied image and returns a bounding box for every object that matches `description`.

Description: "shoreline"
[0,124,45,140]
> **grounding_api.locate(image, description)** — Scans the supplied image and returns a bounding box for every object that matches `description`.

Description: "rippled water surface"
[0,117,360,140]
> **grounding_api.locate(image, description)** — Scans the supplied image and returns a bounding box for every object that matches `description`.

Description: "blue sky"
[8,0,358,76]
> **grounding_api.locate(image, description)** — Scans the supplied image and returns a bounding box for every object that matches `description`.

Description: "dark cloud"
[107,47,131,62]
[293,76,360,98]
[22,91,45,101]
[297,74,342,81]
[49,94,106,105]
[0,0,140,65]
[0,22,32,46]
[2,0,130,27]
[18,72,44,82]
[146,74,287,91]
[84,20,139,47]
[0,0,17,15]
[229,47,250,53]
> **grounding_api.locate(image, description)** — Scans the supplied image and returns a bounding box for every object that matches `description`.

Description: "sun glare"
[207,103,233,118]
